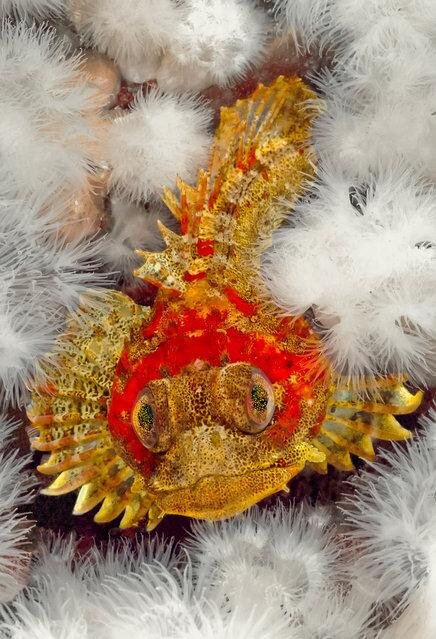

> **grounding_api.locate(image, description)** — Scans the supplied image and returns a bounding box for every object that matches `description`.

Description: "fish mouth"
[147,450,323,526]
[143,424,324,527]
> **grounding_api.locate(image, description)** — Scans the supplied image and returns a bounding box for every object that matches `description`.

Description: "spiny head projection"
[27,77,422,530]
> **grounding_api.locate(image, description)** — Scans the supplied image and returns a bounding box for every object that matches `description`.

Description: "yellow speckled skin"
[27,78,423,530]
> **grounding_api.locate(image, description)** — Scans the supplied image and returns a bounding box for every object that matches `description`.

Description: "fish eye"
[243,369,275,433]
[216,363,276,434]
[132,388,159,450]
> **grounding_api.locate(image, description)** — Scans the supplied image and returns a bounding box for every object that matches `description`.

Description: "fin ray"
[73,464,133,515]
[311,380,422,472]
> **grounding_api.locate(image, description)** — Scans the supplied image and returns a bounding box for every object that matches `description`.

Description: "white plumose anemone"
[262,164,436,385]
[107,90,211,202]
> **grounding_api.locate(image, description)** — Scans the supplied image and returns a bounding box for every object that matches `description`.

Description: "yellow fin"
[120,493,153,529]
[41,466,100,496]
[73,464,133,515]
[312,379,422,472]
[29,291,155,527]
[94,487,133,524]
[312,436,355,471]
[332,383,423,415]
[325,412,411,442]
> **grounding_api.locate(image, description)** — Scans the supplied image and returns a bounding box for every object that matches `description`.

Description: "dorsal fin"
[134,76,318,298]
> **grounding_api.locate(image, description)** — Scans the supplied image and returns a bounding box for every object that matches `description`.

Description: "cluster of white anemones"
[265,0,436,388]
[67,0,268,90]
[0,416,35,604]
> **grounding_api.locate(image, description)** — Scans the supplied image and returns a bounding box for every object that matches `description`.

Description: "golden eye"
[213,363,276,434]
[132,389,159,450]
[244,369,275,433]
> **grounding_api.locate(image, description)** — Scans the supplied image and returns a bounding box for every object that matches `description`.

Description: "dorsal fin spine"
[135,76,318,298]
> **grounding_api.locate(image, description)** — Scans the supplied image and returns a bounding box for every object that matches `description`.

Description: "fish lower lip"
[149,464,306,521]
[151,461,295,494]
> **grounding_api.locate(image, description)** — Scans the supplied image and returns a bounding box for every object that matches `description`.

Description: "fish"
[27,76,422,531]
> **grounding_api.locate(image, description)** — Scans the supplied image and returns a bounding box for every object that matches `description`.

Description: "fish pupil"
[138,403,154,430]
[251,384,268,413]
